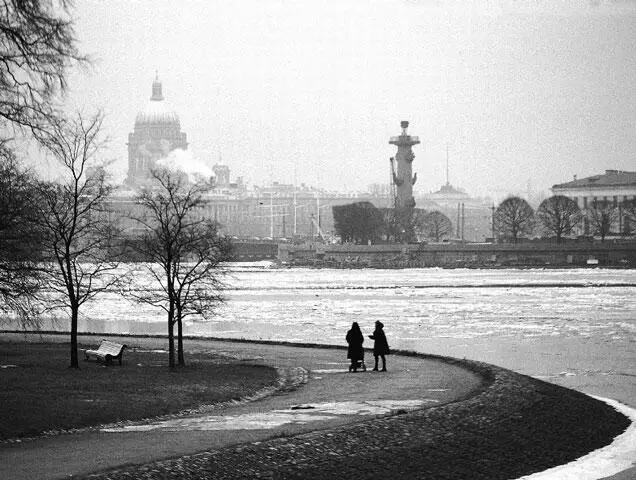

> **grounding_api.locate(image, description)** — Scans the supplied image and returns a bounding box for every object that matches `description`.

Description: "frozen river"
[32,263,636,408]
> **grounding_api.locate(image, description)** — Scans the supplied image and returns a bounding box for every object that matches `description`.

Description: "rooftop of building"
[134,74,180,126]
[430,182,468,196]
[552,170,636,189]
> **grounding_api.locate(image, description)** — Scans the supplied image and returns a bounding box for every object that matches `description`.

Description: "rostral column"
[389,120,420,217]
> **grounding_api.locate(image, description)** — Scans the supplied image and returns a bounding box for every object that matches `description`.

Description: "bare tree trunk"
[177,308,185,367]
[70,304,79,368]
[131,169,228,370]
[168,308,175,369]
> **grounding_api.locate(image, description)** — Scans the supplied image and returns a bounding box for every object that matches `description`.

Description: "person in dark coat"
[369,320,390,371]
[346,322,365,372]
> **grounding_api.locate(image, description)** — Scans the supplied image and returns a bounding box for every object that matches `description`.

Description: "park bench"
[83,340,127,365]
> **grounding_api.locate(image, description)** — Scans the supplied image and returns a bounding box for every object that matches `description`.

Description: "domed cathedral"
[126,73,188,187]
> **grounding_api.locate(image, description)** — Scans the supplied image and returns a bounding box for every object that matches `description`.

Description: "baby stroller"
[349,358,367,372]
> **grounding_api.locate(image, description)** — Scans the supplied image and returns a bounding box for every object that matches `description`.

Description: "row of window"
[574,195,636,208]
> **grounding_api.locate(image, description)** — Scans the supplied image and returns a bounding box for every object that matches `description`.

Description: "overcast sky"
[64,0,636,198]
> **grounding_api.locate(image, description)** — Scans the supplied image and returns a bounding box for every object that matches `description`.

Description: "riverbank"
[279,240,636,268]
[0,333,632,479]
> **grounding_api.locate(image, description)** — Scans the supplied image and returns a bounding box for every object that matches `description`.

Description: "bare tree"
[35,111,120,368]
[377,207,423,244]
[419,210,453,242]
[0,144,42,326]
[536,195,583,243]
[495,196,535,244]
[0,0,87,137]
[128,168,231,368]
[587,200,618,242]
[622,198,636,235]
[1,1,89,332]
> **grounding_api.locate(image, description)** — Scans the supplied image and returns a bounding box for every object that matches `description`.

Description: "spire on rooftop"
[151,72,164,101]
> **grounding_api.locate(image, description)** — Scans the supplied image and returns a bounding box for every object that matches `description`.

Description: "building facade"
[551,170,636,235]
[418,184,493,243]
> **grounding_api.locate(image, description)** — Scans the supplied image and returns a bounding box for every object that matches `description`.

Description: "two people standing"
[346,320,390,373]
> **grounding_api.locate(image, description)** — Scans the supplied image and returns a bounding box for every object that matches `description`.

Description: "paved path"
[0,334,482,480]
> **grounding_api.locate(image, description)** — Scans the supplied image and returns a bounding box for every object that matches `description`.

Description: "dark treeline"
[332,196,635,246]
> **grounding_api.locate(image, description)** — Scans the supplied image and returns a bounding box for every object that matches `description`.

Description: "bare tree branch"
[418,210,453,242]
[34,110,120,368]
[537,195,582,243]
[0,143,43,327]
[495,196,535,244]
[0,0,88,137]
[587,200,619,242]
[126,168,231,368]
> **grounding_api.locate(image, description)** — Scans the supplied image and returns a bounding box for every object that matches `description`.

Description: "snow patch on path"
[101,399,432,433]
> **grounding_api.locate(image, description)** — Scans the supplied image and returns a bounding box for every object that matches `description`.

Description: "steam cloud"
[156,149,215,183]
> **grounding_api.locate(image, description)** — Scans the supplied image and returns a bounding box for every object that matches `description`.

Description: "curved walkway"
[0,334,631,480]
[0,334,481,480]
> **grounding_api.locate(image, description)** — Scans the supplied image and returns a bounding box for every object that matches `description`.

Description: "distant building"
[126,74,188,187]
[212,164,230,188]
[551,170,636,235]
[416,184,492,243]
[114,84,494,242]
[427,183,471,207]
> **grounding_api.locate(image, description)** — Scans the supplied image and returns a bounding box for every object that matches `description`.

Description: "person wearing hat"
[369,320,390,371]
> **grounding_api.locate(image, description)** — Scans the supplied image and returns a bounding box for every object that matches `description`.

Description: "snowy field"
[24,263,636,407]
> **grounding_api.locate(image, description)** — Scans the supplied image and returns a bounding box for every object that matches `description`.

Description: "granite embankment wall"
[278,241,636,268]
[231,241,279,261]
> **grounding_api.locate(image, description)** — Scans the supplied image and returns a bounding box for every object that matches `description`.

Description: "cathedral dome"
[134,75,180,126]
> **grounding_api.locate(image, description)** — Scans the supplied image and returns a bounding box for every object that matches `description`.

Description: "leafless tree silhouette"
[495,196,535,244]
[537,195,582,243]
[420,210,453,242]
[35,111,120,368]
[587,200,618,242]
[0,144,42,326]
[621,198,636,235]
[127,168,232,368]
[0,0,87,137]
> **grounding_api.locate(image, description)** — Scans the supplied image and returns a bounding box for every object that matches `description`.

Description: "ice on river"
[27,264,636,348]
